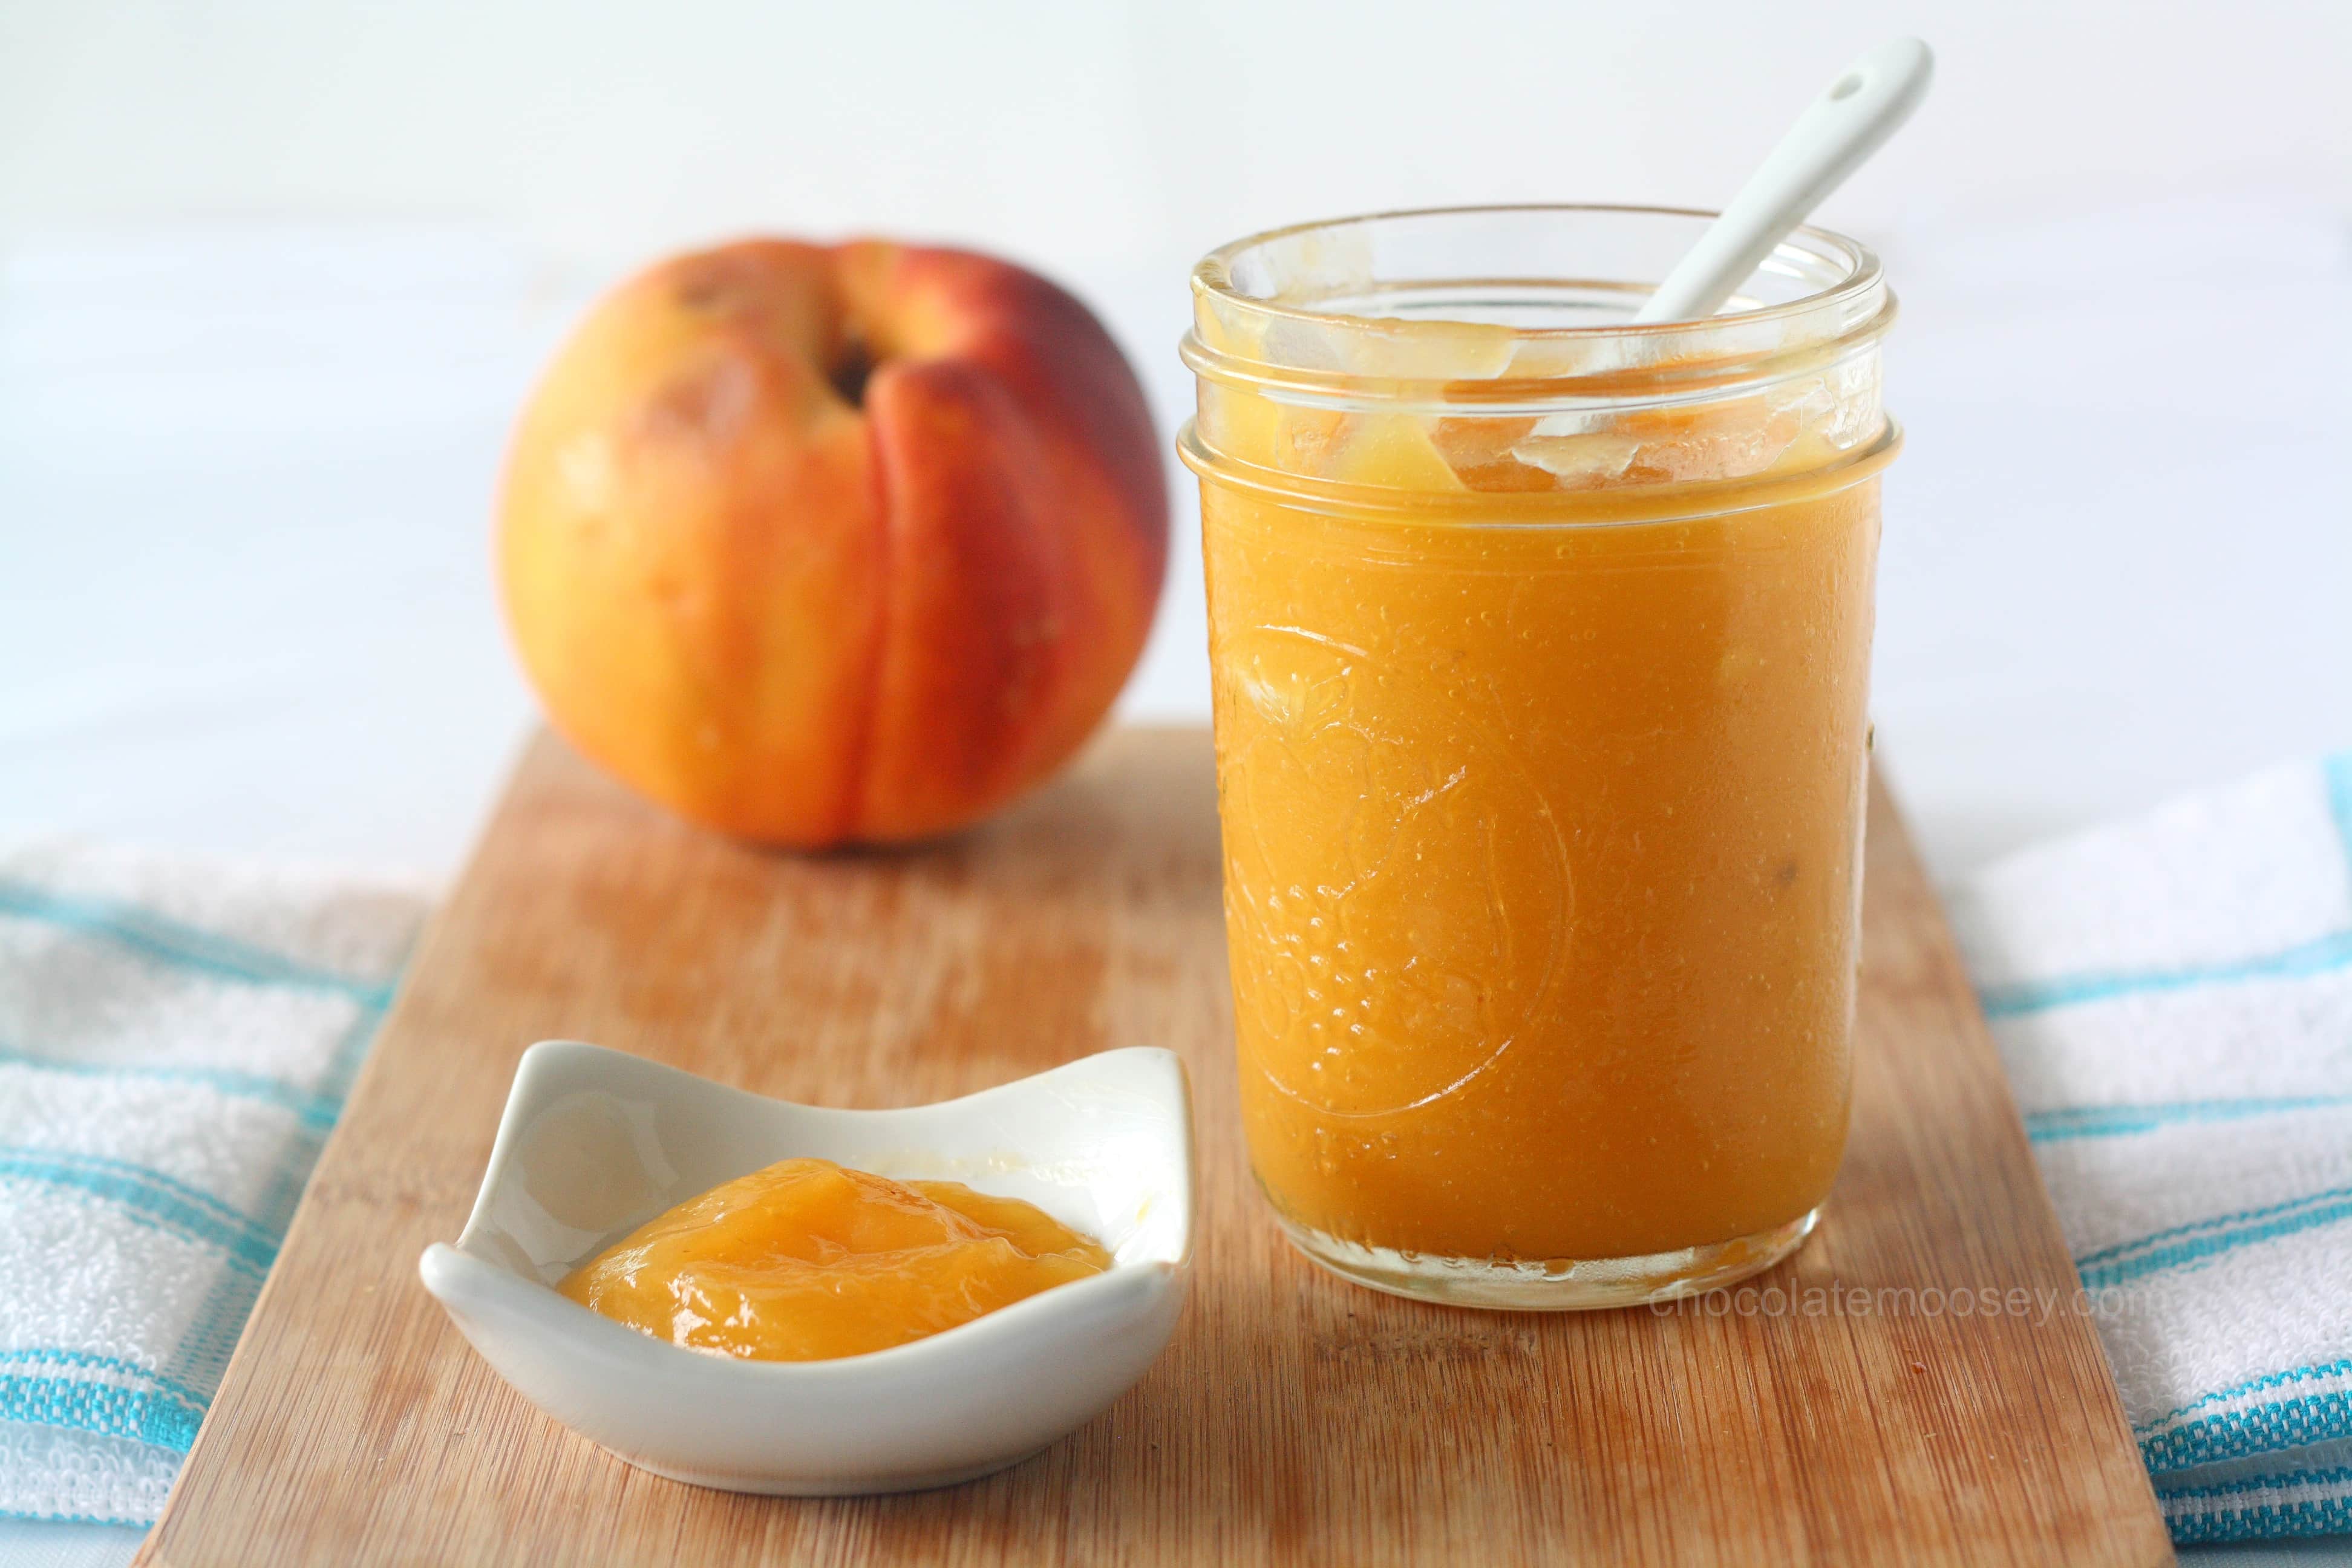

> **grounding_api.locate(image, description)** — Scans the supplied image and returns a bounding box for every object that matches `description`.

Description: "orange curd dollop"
[557,1157,1112,1362]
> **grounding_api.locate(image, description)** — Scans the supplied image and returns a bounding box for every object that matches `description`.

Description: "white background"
[3,0,2349,888]
[1,10,2350,1562]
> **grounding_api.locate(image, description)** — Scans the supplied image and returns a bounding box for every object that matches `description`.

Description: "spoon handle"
[1636,37,1934,324]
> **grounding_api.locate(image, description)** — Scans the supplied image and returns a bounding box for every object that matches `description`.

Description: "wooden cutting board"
[136,728,2173,1566]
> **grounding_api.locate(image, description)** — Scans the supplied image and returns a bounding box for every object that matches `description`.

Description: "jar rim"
[1193,201,1882,336]
[1183,203,1893,411]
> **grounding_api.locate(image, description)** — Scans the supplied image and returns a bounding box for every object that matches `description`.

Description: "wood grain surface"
[136,728,2173,1566]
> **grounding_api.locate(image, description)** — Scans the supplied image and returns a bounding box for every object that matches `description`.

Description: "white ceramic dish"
[418,1040,1193,1495]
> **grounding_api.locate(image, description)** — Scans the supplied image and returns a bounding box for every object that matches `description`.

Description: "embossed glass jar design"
[1178,206,1899,1309]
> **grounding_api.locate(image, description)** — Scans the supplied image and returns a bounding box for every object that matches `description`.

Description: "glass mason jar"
[1178,205,1898,1308]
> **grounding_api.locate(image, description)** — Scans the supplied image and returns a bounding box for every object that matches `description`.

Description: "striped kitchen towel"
[1949,753,2352,1546]
[0,841,426,1526]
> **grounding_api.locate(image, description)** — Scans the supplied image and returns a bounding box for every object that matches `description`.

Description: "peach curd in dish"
[557,1157,1111,1361]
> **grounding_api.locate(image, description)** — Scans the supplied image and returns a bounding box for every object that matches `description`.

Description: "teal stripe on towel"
[2160,1464,2352,1545]
[2141,1359,2352,1435]
[168,1260,270,1413]
[2,1148,273,1235]
[2077,1184,2352,1290]
[1979,753,2352,1021]
[0,883,396,1008]
[0,1509,154,1528]
[1980,929,2352,1018]
[0,1348,212,1414]
[316,988,393,1108]
[0,1047,341,1131]
[2144,1393,2352,1475]
[2325,751,2352,871]
[2138,1363,2352,1473]
[2025,1096,2352,1143]
[0,1153,279,1276]
[0,1372,204,1452]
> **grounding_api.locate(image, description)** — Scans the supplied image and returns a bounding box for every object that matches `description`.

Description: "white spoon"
[1635,37,1935,324]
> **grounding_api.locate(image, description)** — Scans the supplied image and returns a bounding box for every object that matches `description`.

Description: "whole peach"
[498,239,1168,846]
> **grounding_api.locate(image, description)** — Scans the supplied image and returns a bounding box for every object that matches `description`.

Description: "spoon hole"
[1828,71,1864,100]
